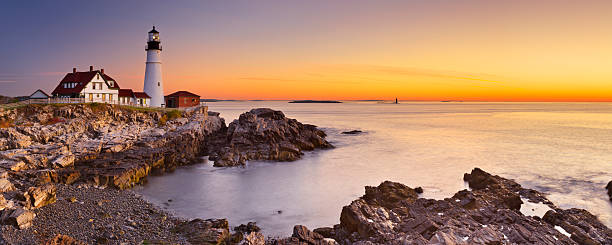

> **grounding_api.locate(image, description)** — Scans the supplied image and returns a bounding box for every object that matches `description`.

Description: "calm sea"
[136,101,612,235]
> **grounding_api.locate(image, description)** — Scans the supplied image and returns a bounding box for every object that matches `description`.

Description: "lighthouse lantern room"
[143,26,165,107]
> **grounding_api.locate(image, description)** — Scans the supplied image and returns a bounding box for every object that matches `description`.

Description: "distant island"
[289,100,342,103]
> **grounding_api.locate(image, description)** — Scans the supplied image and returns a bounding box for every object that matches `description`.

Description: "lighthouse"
[143,26,164,107]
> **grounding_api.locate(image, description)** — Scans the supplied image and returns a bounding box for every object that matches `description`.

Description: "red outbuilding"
[164,91,200,108]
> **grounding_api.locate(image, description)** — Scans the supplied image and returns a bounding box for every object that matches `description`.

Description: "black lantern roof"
[149,26,159,34]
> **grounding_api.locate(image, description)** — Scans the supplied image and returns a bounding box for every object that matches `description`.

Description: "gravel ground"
[1,184,189,244]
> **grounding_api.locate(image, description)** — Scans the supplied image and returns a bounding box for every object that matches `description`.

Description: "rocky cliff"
[272,168,611,245]
[0,103,224,229]
[205,108,333,167]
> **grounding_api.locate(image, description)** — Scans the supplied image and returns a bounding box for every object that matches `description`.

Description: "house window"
[97,94,100,98]
[158,82,160,86]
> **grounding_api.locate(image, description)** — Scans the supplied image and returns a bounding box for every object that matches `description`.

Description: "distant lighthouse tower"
[143,26,164,107]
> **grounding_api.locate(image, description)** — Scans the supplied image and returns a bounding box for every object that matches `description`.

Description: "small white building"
[118,89,151,107]
[52,66,120,104]
[29,89,50,99]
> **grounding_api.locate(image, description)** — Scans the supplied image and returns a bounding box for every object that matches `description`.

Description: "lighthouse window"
[158,82,160,86]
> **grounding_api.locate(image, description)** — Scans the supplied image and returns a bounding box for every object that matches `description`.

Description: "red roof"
[118,89,134,97]
[133,92,150,98]
[52,70,120,95]
[165,91,200,98]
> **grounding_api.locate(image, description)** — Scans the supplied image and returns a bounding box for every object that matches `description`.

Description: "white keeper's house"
[51,66,150,106]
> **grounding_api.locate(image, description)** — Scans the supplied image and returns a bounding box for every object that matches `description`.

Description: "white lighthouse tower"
[143,26,164,107]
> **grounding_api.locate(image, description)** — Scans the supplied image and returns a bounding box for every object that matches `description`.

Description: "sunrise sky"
[1,0,611,101]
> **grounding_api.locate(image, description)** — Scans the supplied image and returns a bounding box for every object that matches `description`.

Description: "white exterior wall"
[135,98,149,106]
[118,96,134,105]
[81,72,119,104]
[143,49,164,107]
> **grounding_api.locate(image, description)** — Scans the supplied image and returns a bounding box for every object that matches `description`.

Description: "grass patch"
[158,110,182,126]
[166,110,182,120]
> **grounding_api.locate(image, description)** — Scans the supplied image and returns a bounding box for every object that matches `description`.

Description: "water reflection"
[137,102,612,235]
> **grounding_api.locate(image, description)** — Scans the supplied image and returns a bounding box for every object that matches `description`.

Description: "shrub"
[158,115,168,126]
[157,110,182,126]
[166,110,182,120]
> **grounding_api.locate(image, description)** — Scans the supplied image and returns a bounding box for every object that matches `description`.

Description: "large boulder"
[173,218,230,244]
[24,184,57,209]
[300,168,612,244]
[207,108,332,167]
[1,207,35,229]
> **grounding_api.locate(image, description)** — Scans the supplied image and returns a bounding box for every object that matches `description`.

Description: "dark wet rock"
[234,221,261,234]
[289,168,612,245]
[313,227,335,238]
[606,180,611,201]
[414,187,423,194]
[341,130,362,135]
[270,225,337,245]
[206,108,333,167]
[173,218,230,244]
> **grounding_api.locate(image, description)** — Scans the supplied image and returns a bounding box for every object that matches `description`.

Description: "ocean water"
[136,101,612,235]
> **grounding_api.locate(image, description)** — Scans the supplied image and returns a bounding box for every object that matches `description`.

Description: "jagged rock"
[0,178,15,192]
[272,225,337,245]
[313,227,335,238]
[234,221,261,233]
[51,154,75,168]
[0,195,9,211]
[44,234,86,245]
[295,168,612,245]
[207,108,332,167]
[1,207,35,229]
[24,184,57,209]
[173,218,230,244]
[243,232,265,245]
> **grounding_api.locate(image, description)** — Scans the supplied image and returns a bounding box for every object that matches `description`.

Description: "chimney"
[73,68,77,73]
[101,69,104,75]
[89,66,93,72]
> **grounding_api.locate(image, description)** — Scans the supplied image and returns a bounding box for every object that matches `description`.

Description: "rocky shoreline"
[0,104,333,243]
[280,168,611,244]
[0,104,610,244]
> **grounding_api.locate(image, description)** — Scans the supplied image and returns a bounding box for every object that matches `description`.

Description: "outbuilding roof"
[118,89,134,97]
[133,92,151,98]
[29,89,50,98]
[165,91,200,98]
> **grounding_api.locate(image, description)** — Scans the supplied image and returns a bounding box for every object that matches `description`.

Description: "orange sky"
[2,1,612,101]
